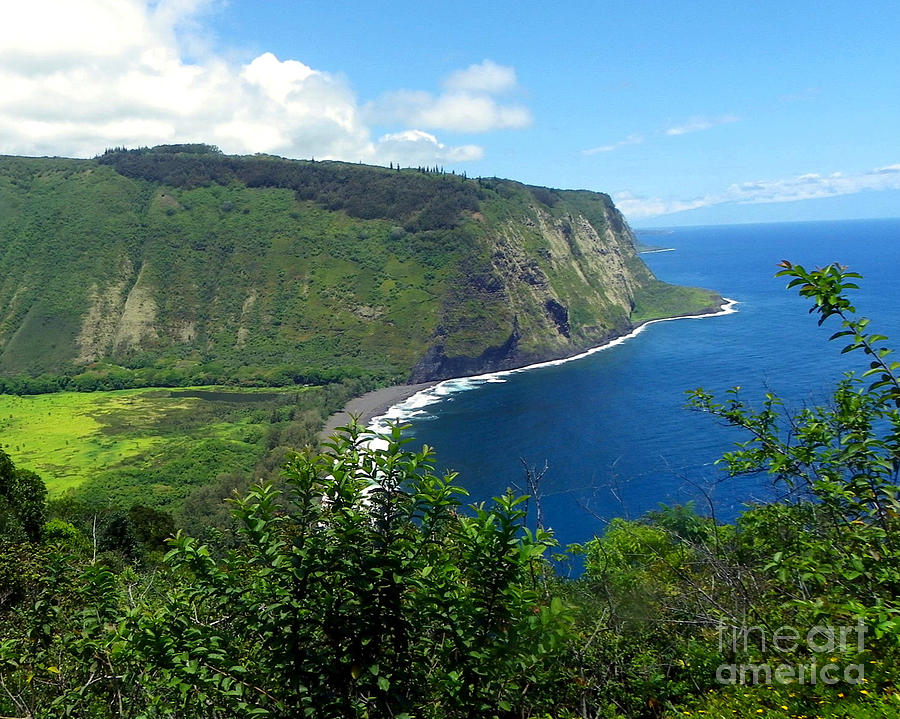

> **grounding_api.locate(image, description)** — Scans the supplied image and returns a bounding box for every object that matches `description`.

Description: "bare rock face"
[409,193,660,382]
[409,325,522,382]
[544,299,570,338]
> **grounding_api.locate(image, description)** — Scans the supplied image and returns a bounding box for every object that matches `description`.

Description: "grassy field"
[630,283,723,324]
[0,386,303,498]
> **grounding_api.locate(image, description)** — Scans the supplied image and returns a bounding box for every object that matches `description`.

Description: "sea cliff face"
[408,185,720,381]
[0,148,720,385]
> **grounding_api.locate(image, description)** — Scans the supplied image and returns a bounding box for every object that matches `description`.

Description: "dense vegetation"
[0,147,719,392]
[1,265,899,717]
[0,377,375,536]
[98,145,483,232]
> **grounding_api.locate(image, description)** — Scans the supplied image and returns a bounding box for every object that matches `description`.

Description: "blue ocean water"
[374,218,900,548]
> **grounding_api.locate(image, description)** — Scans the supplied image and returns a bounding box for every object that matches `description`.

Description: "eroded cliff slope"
[0,147,720,387]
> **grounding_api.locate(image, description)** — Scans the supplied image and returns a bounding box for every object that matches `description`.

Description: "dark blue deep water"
[373,218,900,548]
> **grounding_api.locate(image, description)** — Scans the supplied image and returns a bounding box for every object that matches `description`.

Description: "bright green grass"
[0,386,299,494]
[631,282,723,324]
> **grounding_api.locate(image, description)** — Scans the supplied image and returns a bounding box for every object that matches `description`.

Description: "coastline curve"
[365,298,739,434]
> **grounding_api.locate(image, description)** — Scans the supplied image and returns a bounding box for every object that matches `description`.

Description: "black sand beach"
[319,382,437,439]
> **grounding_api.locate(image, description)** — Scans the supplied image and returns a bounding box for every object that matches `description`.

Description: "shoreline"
[319,381,438,438]
[321,298,737,439]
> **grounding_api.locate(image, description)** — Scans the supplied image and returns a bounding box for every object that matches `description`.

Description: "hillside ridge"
[0,147,721,390]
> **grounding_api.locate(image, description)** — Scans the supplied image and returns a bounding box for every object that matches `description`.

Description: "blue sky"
[1,0,898,225]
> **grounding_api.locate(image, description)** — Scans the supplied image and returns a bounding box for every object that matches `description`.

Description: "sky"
[1,0,898,226]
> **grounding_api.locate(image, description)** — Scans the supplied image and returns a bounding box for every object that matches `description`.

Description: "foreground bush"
[3,262,900,718]
[0,425,572,718]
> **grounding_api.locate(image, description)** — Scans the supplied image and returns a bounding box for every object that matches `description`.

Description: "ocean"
[371,218,900,549]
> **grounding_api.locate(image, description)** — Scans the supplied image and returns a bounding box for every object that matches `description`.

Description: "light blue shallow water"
[377,218,900,547]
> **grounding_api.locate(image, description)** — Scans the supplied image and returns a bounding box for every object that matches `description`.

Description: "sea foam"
[367,298,738,435]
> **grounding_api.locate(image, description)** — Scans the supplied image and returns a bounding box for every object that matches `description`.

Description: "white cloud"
[582,134,644,155]
[374,130,483,165]
[0,0,505,166]
[443,59,517,94]
[721,167,900,204]
[364,62,531,133]
[613,191,712,219]
[665,114,740,136]
[616,164,900,219]
[366,90,530,133]
[0,1,149,65]
[415,92,531,132]
[151,0,218,28]
[241,53,318,104]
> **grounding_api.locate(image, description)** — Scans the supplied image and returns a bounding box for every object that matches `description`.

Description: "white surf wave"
[367,298,738,435]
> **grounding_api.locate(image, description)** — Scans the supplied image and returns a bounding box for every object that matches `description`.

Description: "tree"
[127,422,573,718]
[0,450,46,542]
[0,424,573,718]
[568,263,900,717]
[688,261,900,640]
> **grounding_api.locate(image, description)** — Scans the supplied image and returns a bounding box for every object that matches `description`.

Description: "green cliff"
[0,146,720,387]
